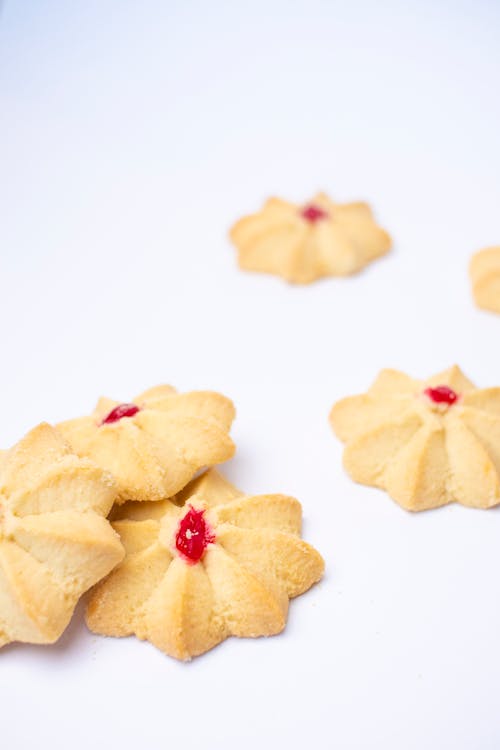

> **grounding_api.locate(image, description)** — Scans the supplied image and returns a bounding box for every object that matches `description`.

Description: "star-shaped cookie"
[230,192,391,284]
[86,469,324,660]
[58,386,236,503]
[470,246,500,314]
[330,366,500,511]
[0,423,124,647]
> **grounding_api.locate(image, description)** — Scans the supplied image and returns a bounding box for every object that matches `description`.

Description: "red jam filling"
[423,385,458,406]
[101,403,140,425]
[300,204,329,223]
[175,506,215,564]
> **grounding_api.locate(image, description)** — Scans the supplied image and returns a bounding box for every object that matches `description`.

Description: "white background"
[1,1,500,748]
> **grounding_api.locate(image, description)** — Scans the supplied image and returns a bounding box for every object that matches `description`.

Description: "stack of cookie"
[0,386,324,660]
[3,190,497,663]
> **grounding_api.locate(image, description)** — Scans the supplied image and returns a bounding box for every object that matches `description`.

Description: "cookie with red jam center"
[230,192,391,284]
[86,469,324,660]
[329,366,500,511]
[57,385,236,503]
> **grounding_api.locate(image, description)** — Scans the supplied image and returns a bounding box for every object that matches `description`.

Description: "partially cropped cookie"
[470,247,500,314]
[86,469,324,660]
[0,423,124,648]
[230,192,391,284]
[58,386,236,503]
[330,366,500,511]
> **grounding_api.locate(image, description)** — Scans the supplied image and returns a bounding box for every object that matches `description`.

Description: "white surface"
[1,1,500,748]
